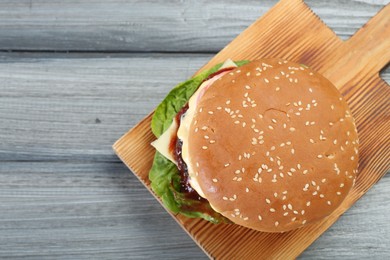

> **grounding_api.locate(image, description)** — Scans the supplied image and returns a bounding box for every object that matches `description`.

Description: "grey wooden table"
[0,1,389,259]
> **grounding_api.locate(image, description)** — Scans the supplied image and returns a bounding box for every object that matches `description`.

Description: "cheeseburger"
[149,58,358,232]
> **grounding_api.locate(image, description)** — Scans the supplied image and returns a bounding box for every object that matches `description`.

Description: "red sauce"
[203,67,235,82]
[169,104,205,201]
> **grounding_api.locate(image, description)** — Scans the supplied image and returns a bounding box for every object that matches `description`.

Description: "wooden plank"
[0,0,385,52]
[0,161,207,259]
[113,0,390,258]
[0,161,387,259]
[0,54,211,161]
[0,53,388,162]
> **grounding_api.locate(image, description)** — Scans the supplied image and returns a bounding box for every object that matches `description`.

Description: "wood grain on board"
[113,0,390,258]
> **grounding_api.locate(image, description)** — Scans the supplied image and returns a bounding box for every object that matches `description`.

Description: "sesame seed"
[246,188,249,192]
[274,192,278,198]
[303,169,308,174]
[258,215,262,221]
[275,221,279,227]
[291,217,297,222]
[302,220,307,224]
[288,204,293,210]
[337,192,341,195]
[309,88,313,92]
[270,208,276,212]
[209,140,216,144]
[268,125,274,130]
[266,199,271,204]
[340,183,345,188]
[306,201,311,206]
[271,119,277,123]
[317,154,323,159]
[208,111,213,115]
[223,197,228,201]
[226,100,231,105]
[322,178,326,183]
[243,217,249,221]
[320,194,325,198]
[290,127,296,132]
[283,212,289,216]
[310,139,315,144]
[264,78,269,83]
[212,178,218,183]
[327,201,332,205]
[202,146,208,150]
[245,85,251,89]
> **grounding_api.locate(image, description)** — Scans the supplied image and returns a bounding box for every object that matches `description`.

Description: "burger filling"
[152,60,238,201]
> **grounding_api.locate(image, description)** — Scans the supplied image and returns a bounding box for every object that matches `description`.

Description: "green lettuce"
[149,60,249,223]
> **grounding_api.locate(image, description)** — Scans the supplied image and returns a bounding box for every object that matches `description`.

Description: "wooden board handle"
[324,3,390,86]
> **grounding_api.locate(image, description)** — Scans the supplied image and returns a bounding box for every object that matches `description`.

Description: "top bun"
[186,58,358,232]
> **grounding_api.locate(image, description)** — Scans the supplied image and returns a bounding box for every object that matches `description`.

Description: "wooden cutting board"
[113,0,390,258]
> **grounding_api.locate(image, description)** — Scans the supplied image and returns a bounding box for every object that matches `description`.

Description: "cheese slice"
[151,119,178,164]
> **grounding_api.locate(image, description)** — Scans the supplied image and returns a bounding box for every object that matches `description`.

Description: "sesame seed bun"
[185,58,358,232]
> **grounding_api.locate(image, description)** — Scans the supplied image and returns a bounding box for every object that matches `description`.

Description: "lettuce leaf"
[151,60,250,137]
[149,60,249,223]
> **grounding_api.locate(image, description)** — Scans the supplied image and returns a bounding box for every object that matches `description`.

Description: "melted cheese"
[152,59,237,199]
